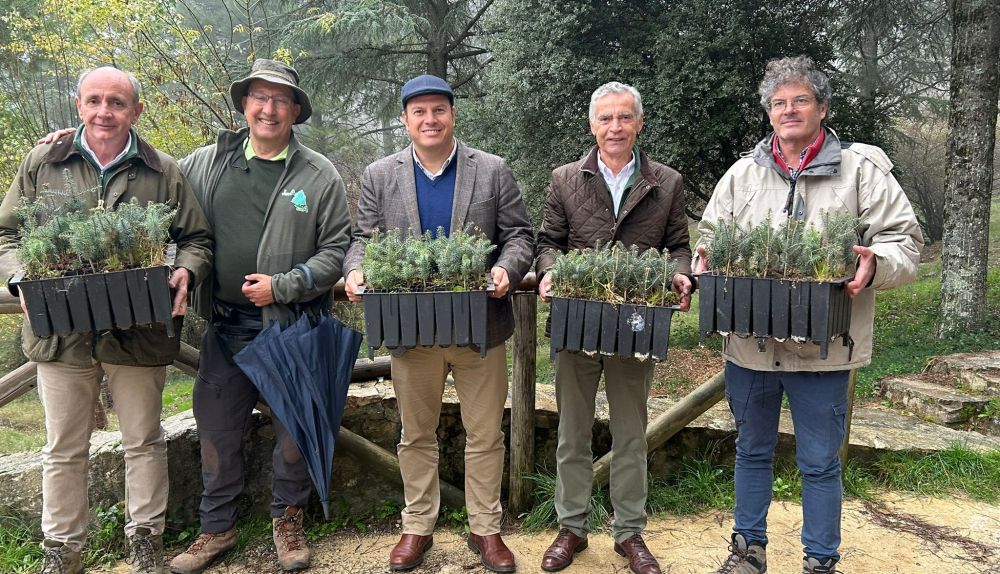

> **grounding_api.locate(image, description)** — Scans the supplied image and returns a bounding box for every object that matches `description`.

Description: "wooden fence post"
[508,291,537,515]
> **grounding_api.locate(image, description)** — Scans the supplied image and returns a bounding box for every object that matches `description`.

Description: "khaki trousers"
[37,361,167,552]
[391,344,508,535]
[553,351,654,543]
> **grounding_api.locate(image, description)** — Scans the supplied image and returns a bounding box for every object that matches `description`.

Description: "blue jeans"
[725,362,849,561]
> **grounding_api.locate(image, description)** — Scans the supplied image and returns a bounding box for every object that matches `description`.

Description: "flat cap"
[401,74,454,108]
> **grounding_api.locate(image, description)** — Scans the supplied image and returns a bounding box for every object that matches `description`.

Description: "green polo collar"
[244,137,288,161]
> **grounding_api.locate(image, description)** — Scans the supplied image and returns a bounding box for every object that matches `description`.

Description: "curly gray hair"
[589,81,643,121]
[758,56,831,111]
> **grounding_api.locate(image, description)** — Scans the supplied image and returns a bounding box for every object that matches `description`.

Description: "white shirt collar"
[79,128,132,172]
[413,140,458,181]
[597,150,637,216]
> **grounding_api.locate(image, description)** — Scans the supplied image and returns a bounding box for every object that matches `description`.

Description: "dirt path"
[95,494,1000,573]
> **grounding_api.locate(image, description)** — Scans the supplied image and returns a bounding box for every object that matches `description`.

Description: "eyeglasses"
[246,92,294,109]
[770,96,815,112]
[594,112,637,126]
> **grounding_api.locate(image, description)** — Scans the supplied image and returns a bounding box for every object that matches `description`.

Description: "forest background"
[0,0,997,334]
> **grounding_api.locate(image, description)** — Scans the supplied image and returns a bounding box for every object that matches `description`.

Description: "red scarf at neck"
[772,129,825,176]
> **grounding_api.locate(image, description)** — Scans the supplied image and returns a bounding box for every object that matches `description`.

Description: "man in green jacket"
[0,66,213,574]
[169,59,351,574]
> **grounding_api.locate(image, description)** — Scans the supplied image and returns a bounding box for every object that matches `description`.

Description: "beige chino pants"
[391,344,508,536]
[37,360,168,552]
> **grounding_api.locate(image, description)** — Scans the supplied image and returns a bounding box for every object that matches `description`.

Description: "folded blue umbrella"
[234,313,362,519]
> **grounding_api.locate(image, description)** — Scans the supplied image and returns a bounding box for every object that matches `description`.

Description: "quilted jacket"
[535,146,692,277]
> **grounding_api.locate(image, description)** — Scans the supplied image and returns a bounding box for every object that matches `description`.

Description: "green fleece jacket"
[180,128,351,325]
[0,130,214,366]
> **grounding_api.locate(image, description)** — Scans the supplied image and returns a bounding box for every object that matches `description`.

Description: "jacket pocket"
[733,186,759,221]
[93,318,183,366]
[465,196,497,235]
[20,321,60,363]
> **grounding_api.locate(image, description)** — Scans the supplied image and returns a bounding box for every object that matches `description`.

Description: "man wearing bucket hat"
[344,74,534,572]
[168,59,351,573]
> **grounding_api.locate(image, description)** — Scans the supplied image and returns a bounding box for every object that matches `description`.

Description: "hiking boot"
[127,527,163,574]
[169,528,237,574]
[803,556,841,573]
[39,540,83,574]
[708,533,767,574]
[273,506,310,571]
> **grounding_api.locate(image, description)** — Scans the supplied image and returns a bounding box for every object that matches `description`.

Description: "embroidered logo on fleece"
[290,190,308,213]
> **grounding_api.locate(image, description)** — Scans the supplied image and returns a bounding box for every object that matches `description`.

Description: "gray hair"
[589,81,643,121]
[77,66,142,105]
[758,56,832,111]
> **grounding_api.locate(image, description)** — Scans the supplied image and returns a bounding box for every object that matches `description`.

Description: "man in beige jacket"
[696,56,923,574]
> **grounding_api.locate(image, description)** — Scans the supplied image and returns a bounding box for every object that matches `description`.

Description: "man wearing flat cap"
[169,58,351,573]
[344,74,534,572]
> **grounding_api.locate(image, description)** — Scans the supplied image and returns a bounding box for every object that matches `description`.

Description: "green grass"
[0,391,47,453]
[0,513,44,573]
[84,504,128,567]
[648,456,736,514]
[520,471,610,532]
[162,368,194,417]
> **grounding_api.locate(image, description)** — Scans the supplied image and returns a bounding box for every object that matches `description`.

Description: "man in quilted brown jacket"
[534,82,693,574]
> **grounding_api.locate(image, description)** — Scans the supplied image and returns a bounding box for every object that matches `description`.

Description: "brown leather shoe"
[613,534,662,574]
[541,529,588,572]
[467,533,516,573]
[389,534,433,571]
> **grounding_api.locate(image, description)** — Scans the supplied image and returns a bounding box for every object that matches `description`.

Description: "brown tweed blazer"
[344,141,534,350]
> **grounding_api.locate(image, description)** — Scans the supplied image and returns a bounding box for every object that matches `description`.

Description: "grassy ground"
[520,443,1000,531]
[4,443,998,573]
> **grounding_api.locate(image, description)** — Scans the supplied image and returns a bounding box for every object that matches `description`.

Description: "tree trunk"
[939,0,1000,336]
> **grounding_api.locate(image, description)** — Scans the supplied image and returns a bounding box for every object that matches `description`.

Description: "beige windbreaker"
[694,129,924,372]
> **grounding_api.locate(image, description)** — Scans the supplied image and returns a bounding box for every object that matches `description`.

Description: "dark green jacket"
[0,130,214,366]
[180,128,351,325]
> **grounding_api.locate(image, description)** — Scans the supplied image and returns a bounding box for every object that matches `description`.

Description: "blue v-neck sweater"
[414,159,457,236]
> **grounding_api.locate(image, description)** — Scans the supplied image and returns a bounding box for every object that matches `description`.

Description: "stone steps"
[879,376,991,425]
[925,350,1000,395]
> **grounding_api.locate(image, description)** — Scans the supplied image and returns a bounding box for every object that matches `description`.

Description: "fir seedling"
[14,171,176,279]
[361,224,496,292]
[549,242,680,306]
[706,211,862,280]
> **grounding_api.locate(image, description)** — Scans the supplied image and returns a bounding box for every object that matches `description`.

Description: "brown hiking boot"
[273,506,310,571]
[708,533,767,574]
[127,528,163,574]
[169,528,237,574]
[39,540,83,574]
